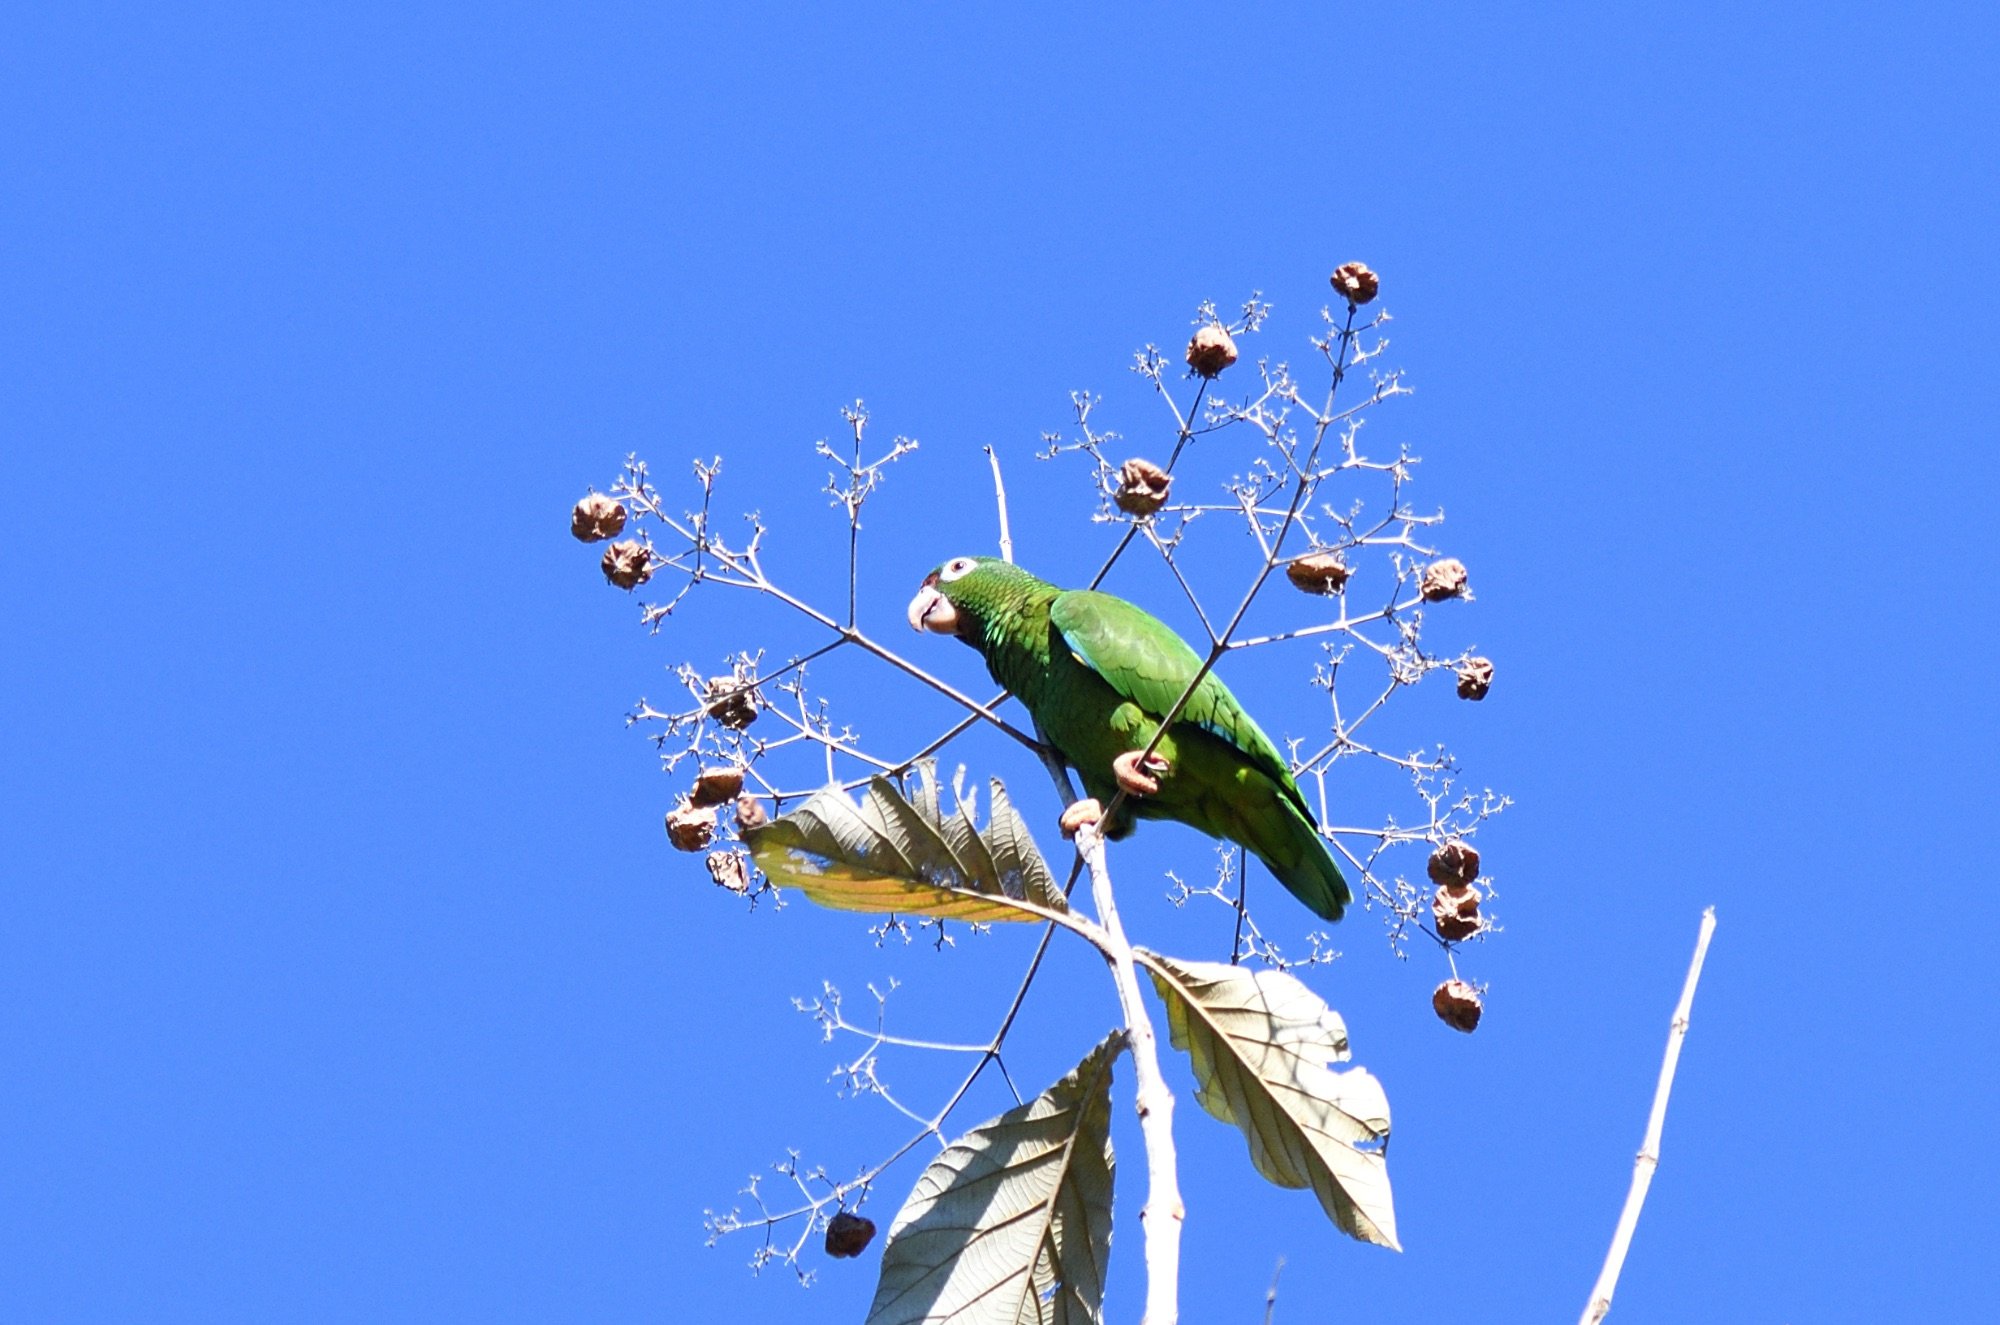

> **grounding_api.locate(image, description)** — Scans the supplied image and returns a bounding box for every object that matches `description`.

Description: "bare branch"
[985,445,1014,564]
[1028,721,1182,1323]
[1263,1257,1285,1325]
[1579,908,1720,1325]
[1073,821,1183,1325]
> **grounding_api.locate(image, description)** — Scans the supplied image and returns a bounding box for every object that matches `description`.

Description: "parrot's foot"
[1112,750,1170,797]
[1059,799,1104,839]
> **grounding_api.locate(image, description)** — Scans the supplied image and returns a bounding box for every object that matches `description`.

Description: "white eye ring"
[938,557,977,583]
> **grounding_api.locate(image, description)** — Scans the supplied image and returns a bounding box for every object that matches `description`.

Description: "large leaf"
[746,771,1067,923]
[1141,953,1399,1250]
[866,1036,1119,1325]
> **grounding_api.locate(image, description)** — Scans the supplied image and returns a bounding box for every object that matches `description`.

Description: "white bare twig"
[1579,907,1719,1324]
[1075,821,1183,1325]
[985,445,1014,564]
[1034,733,1183,1323]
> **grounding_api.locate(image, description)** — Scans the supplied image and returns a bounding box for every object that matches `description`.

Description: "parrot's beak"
[907,581,959,635]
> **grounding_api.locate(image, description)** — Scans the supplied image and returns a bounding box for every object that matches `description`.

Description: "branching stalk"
[606,283,1510,1305]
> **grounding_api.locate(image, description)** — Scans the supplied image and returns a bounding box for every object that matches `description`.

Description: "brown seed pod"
[1432,979,1483,1033]
[1185,324,1239,378]
[1427,839,1481,888]
[1421,558,1469,602]
[705,849,751,893]
[824,1211,876,1259]
[600,540,654,590]
[690,766,746,808]
[1285,552,1351,595]
[1330,262,1380,306]
[570,493,627,542]
[1432,882,1483,942]
[733,793,769,831]
[1456,657,1494,701]
[1114,458,1172,517]
[666,803,717,852]
[704,677,759,730]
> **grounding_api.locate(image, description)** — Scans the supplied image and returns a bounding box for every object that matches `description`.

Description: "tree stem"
[1074,821,1183,1324]
[1579,906,1718,1324]
[1033,728,1181,1323]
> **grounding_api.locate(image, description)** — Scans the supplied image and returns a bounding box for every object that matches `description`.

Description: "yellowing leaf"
[1141,952,1398,1250]
[746,772,1067,923]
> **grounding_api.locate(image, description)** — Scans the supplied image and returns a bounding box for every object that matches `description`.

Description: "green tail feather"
[1248,802,1352,923]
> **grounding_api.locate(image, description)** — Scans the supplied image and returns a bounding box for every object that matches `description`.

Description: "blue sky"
[3,3,1995,1321]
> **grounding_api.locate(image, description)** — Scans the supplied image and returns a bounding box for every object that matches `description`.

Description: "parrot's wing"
[1050,590,1305,810]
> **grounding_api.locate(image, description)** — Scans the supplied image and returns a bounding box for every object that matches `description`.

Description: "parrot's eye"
[938,557,977,583]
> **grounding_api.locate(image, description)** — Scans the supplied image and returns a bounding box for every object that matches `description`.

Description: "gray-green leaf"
[1141,953,1398,1250]
[746,769,1067,923]
[866,1035,1119,1325]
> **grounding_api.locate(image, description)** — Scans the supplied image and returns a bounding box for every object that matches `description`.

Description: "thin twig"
[1231,845,1247,965]
[985,445,1014,564]
[1087,377,1206,590]
[1579,907,1719,1325]
[710,912,1071,1254]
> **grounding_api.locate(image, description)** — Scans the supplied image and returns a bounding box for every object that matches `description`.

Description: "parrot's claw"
[1112,750,1170,797]
[1059,799,1104,839]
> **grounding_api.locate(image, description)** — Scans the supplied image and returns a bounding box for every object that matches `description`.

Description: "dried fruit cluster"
[1456,656,1494,701]
[664,803,715,852]
[1426,840,1480,889]
[600,541,653,591]
[1330,261,1379,306]
[667,766,763,858]
[1426,840,1484,942]
[1431,883,1484,943]
[1285,551,1351,595]
[704,677,759,730]
[1421,558,1469,602]
[1185,323,1238,378]
[824,1211,876,1258]
[1114,457,1172,516]
[570,493,627,542]
[1432,979,1483,1033]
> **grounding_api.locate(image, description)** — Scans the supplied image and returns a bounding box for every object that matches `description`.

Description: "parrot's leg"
[1112,750,1171,797]
[1059,798,1104,839]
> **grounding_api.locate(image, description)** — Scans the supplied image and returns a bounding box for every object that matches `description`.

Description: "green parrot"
[906,555,1351,921]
